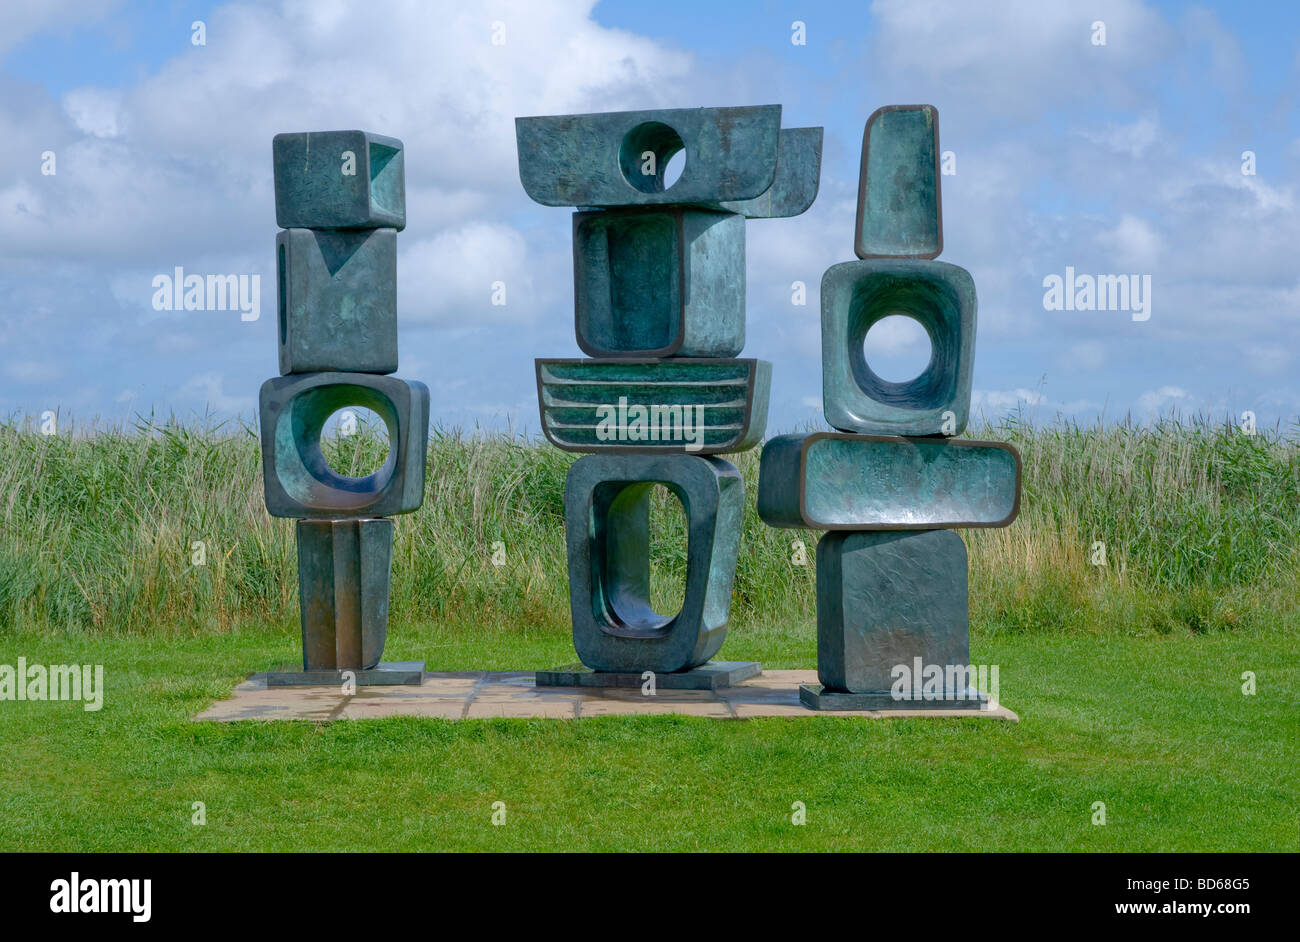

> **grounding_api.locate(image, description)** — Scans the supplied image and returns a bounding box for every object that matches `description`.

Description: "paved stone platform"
[266,660,425,687]
[193,669,1018,722]
[535,660,761,690]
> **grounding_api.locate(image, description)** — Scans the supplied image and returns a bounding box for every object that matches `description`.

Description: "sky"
[1,0,1298,436]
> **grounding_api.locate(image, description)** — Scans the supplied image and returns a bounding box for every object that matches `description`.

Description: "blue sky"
[2,0,1298,434]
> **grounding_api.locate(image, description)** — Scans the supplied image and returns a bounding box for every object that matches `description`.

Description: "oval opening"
[319,407,391,478]
[619,121,686,194]
[647,484,687,619]
[662,148,685,189]
[863,314,933,384]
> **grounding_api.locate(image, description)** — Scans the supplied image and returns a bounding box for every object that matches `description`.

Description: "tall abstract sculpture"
[758,105,1022,710]
[259,130,428,686]
[517,106,823,688]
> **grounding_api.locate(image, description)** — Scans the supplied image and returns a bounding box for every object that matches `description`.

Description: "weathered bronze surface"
[277,227,397,375]
[516,105,822,678]
[273,130,405,230]
[757,432,1021,530]
[720,127,824,218]
[815,529,969,694]
[573,207,746,357]
[754,105,1022,712]
[564,453,744,673]
[258,130,426,684]
[821,258,976,437]
[259,372,428,519]
[855,105,941,259]
[516,106,782,207]
[535,358,770,454]
[296,518,393,670]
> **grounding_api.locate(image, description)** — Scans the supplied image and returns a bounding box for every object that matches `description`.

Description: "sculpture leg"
[296,518,393,671]
[801,529,986,710]
[537,452,756,685]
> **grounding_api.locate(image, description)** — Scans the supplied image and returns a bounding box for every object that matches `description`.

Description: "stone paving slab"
[535,660,761,690]
[266,661,425,687]
[193,670,1019,723]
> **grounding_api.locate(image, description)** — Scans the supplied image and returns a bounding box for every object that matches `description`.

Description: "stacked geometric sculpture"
[259,130,428,686]
[758,106,1021,710]
[516,106,822,688]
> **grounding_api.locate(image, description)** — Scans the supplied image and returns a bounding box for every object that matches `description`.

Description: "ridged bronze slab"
[536,358,770,454]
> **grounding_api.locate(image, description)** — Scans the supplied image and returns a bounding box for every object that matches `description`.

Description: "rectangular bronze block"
[757,432,1021,530]
[573,208,745,357]
[277,227,397,374]
[296,518,393,671]
[816,530,973,699]
[516,106,781,208]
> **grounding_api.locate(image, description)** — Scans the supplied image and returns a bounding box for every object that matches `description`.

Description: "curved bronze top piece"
[516,104,820,215]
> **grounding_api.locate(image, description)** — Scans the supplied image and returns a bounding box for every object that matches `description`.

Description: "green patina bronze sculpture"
[758,105,1022,710]
[518,105,823,687]
[259,130,427,686]
[251,106,1013,708]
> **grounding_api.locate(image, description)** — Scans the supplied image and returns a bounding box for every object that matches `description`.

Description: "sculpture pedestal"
[799,683,990,711]
[266,661,425,687]
[536,660,761,691]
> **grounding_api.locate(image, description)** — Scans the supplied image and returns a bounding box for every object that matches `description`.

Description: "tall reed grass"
[1,412,1296,637]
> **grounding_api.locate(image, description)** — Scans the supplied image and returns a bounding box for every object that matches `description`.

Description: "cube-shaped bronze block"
[259,373,428,519]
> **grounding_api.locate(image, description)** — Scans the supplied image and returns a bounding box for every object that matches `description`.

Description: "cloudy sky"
[1,0,1297,435]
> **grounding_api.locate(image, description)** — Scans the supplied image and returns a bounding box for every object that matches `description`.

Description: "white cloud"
[0,0,693,263]
[61,87,122,138]
[177,371,253,415]
[865,314,929,355]
[0,0,120,56]
[5,359,62,383]
[0,0,696,422]
[1,0,1297,432]
[1136,385,1191,417]
[867,0,1170,117]
[1077,114,1159,158]
[1097,214,1162,270]
[972,388,1047,412]
[399,222,545,325]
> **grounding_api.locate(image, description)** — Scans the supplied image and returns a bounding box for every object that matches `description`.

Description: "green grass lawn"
[1,419,1297,850]
[1,619,1295,852]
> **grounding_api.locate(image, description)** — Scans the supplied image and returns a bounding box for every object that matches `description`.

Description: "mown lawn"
[0,619,1294,851]
[1,418,1297,850]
